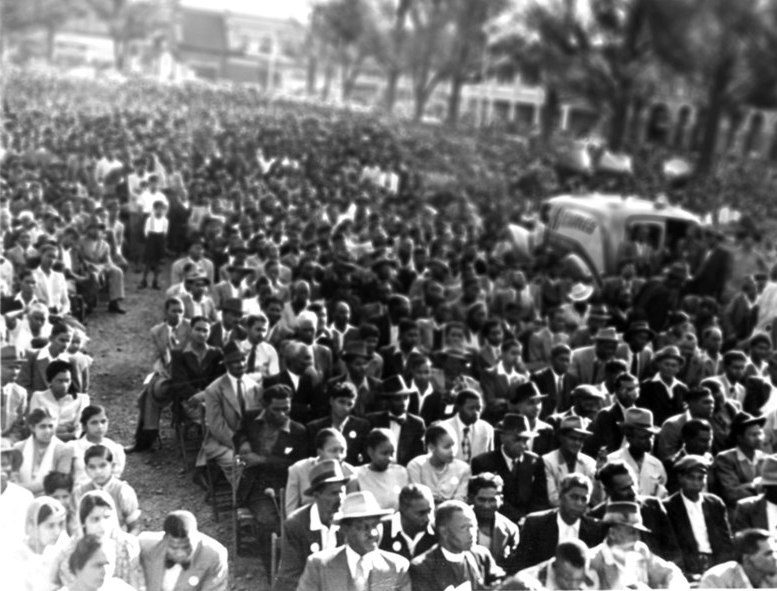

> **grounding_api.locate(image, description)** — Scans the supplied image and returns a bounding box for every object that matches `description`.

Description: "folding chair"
[172,399,205,469]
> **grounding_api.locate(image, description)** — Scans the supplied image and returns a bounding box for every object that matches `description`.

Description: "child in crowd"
[407,423,470,504]
[68,406,125,486]
[353,428,409,510]
[43,471,79,537]
[73,445,140,534]
[140,199,168,290]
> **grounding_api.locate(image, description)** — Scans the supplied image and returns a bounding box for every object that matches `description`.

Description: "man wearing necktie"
[296,491,411,591]
[138,510,228,591]
[200,341,261,479]
[441,389,494,463]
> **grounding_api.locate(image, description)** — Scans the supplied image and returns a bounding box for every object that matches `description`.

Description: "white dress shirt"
[556,513,581,543]
[767,500,777,533]
[681,493,713,553]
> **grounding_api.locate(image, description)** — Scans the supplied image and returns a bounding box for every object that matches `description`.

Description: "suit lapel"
[150,539,169,589]
[674,496,698,553]
[222,376,241,415]
[332,548,351,589]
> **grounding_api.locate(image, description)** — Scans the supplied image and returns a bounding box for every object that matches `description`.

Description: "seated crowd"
[4,71,777,590]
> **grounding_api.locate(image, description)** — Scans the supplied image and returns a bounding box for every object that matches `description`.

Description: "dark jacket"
[663,491,734,574]
[732,494,768,532]
[169,347,224,401]
[636,379,688,427]
[471,449,547,522]
[264,369,319,423]
[410,544,504,591]
[379,521,436,561]
[583,403,626,456]
[510,508,604,571]
[367,411,426,466]
[531,367,579,418]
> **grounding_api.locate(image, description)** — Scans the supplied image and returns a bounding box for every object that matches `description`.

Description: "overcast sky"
[180,0,312,23]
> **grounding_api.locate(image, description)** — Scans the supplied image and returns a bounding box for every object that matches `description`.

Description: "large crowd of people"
[3,69,777,590]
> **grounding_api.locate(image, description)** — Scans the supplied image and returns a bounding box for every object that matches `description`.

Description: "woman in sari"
[55,490,144,590]
[13,409,73,496]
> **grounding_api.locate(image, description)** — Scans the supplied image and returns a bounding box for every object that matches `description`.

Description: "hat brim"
[494,425,538,438]
[618,421,661,434]
[654,354,685,367]
[561,427,593,437]
[332,507,394,524]
[603,519,651,533]
[569,287,594,302]
[382,389,414,396]
[303,475,352,497]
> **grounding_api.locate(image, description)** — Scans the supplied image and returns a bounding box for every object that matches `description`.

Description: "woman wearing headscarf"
[58,534,134,591]
[1,496,71,591]
[55,490,145,591]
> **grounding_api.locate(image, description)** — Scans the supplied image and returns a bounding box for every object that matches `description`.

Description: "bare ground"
[87,265,268,590]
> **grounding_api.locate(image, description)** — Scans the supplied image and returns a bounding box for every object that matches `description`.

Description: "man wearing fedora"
[542,415,598,507]
[569,327,627,386]
[410,500,504,590]
[530,343,578,418]
[607,407,668,498]
[699,528,777,589]
[546,384,606,433]
[619,320,655,381]
[274,459,350,591]
[78,218,126,314]
[663,455,734,578]
[510,382,556,456]
[199,341,262,475]
[568,303,611,350]
[732,454,777,532]
[637,345,690,426]
[207,297,247,350]
[367,375,425,466]
[588,501,688,589]
[1,437,33,540]
[471,413,546,523]
[297,490,411,591]
[210,259,252,310]
[307,382,372,466]
[711,412,766,509]
[512,473,603,572]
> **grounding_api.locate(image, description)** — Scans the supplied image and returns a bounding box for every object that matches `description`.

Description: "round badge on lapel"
[310,542,320,553]
[188,575,200,587]
[349,430,357,439]
[392,541,402,552]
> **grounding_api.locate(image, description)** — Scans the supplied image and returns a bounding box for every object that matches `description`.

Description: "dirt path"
[87,266,267,590]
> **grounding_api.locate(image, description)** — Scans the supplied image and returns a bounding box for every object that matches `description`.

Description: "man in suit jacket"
[663,455,734,576]
[583,372,638,456]
[264,341,320,423]
[479,340,530,422]
[297,491,410,591]
[274,460,349,591]
[569,328,627,386]
[379,484,437,561]
[530,344,578,418]
[168,318,224,407]
[526,308,570,371]
[619,321,655,382]
[200,342,261,473]
[710,412,766,508]
[138,510,228,591]
[294,311,335,381]
[637,346,689,427]
[306,381,372,465]
[207,298,247,350]
[380,318,423,380]
[441,388,494,463]
[468,473,521,569]
[471,414,547,522]
[373,294,412,349]
[367,375,426,466]
[657,385,716,460]
[687,228,732,301]
[210,264,251,310]
[731,454,777,532]
[410,501,504,591]
[325,341,383,418]
[511,473,604,571]
[179,271,218,323]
